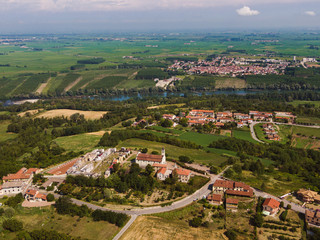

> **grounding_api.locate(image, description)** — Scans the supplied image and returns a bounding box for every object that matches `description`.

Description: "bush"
[47,194,55,202]
[279,210,288,221]
[4,207,15,218]
[2,219,23,232]
[189,217,202,228]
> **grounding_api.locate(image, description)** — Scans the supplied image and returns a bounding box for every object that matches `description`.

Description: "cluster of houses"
[0,168,40,197]
[135,148,191,183]
[206,179,281,215]
[162,109,296,128]
[262,123,280,141]
[168,57,290,77]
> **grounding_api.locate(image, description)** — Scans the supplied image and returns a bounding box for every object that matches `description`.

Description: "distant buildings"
[226,198,239,211]
[207,193,223,205]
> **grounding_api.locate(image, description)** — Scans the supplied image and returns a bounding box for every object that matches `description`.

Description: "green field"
[0,206,119,240]
[178,131,226,147]
[117,138,227,166]
[1,33,320,98]
[54,133,102,152]
[0,121,17,142]
[232,129,257,143]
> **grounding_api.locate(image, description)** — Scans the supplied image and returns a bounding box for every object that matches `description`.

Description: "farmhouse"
[135,148,166,167]
[2,168,39,183]
[213,180,253,197]
[305,209,320,226]
[262,198,280,215]
[162,114,176,120]
[207,193,223,205]
[25,189,47,202]
[0,182,24,196]
[174,168,191,183]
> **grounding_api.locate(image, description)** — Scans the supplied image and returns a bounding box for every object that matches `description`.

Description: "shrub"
[47,194,55,202]
[189,217,202,228]
[2,219,23,232]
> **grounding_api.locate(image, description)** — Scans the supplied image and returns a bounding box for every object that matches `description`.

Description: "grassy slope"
[0,206,119,240]
[0,121,17,142]
[54,133,102,152]
[117,138,227,166]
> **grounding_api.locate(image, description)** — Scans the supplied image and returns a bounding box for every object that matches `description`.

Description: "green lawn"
[117,138,227,166]
[54,133,102,152]
[0,121,17,142]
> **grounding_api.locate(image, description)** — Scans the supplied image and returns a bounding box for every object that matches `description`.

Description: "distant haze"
[0,0,319,33]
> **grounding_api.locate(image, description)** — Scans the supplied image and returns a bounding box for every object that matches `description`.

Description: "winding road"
[53,167,229,239]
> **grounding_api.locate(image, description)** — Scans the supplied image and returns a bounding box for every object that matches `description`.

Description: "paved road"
[249,122,264,144]
[113,215,137,240]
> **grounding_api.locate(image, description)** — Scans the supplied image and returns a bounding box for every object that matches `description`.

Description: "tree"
[280,201,284,208]
[252,213,264,227]
[145,164,154,175]
[0,208,4,216]
[287,204,291,210]
[179,155,191,163]
[161,119,173,128]
[46,193,55,202]
[141,148,148,153]
[2,219,23,232]
[4,207,15,218]
[179,118,188,127]
[224,168,235,178]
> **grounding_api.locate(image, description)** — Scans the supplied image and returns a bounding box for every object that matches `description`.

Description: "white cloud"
[236,6,260,16]
[305,11,316,16]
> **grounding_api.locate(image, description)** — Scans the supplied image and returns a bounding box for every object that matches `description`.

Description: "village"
[168,56,292,76]
[1,139,320,236]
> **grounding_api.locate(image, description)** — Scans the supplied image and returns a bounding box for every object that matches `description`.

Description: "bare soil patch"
[215,78,246,89]
[37,109,107,120]
[35,77,51,94]
[86,131,108,136]
[64,76,83,92]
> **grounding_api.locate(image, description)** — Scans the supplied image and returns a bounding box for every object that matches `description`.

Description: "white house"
[157,168,172,181]
[0,182,23,196]
[135,148,166,168]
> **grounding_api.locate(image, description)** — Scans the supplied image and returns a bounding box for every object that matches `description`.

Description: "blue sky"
[0,0,319,33]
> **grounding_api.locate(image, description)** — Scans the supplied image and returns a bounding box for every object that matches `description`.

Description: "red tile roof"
[3,168,38,181]
[26,189,38,196]
[262,198,280,209]
[136,153,163,162]
[207,194,222,202]
[175,168,191,176]
[226,198,239,204]
[226,189,253,197]
[213,180,234,189]
[157,167,167,175]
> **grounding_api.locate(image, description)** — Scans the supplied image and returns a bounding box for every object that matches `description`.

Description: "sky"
[0,0,319,33]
